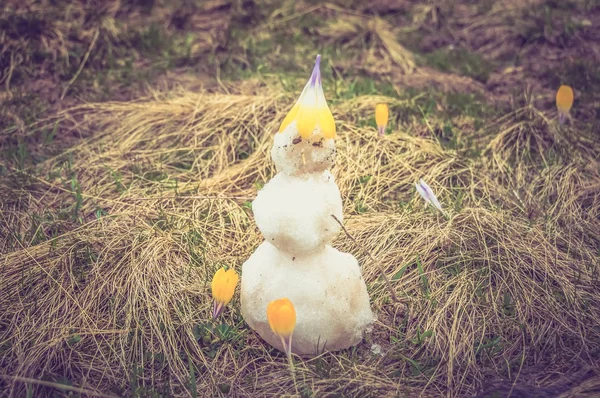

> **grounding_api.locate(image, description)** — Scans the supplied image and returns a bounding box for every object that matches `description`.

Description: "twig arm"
[331,214,399,302]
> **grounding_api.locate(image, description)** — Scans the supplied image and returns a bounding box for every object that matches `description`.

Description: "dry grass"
[1,82,599,397]
[2,0,600,397]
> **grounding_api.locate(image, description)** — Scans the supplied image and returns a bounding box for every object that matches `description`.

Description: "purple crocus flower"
[415,178,445,216]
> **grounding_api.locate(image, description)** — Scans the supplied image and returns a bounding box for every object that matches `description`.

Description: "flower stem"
[280,335,298,393]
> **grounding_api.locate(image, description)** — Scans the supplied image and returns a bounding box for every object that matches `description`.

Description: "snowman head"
[271,54,337,176]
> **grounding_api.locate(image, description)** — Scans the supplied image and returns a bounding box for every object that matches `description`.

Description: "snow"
[252,170,342,256]
[241,242,374,355]
[271,121,336,176]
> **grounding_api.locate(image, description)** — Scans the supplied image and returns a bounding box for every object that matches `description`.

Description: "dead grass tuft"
[482,90,600,176]
[317,14,416,75]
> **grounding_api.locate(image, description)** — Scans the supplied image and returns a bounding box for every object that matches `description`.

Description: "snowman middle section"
[252,169,343,256]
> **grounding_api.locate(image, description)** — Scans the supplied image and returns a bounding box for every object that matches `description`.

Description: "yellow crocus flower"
[211,267,239,318]
[267,298,296,360]
[556,85,574,125]
[278,55,336,140]
[375,103,389,137]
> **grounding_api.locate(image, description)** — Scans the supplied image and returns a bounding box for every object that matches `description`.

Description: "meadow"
[1,0,599,396]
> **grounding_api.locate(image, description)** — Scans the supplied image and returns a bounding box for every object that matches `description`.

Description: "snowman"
[240,55,374,356]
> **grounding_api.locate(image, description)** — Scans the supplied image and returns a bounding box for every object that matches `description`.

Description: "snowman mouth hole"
[292,137,302,145]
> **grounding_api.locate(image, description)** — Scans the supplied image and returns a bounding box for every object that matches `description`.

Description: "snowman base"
[240,241,374,356]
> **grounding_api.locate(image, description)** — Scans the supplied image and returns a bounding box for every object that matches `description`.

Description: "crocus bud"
[211,267,239,318]
[375,103,389,137]
[556,85,574,125]
[278,55,336,140]
[267,298,296,360]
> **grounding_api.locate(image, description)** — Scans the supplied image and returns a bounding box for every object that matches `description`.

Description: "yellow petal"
[375,103,389,127]
[277,55,336,139]
[211,267,239,305]
[267,298,296,337]
[211,268,225,293]
[556,85,574,113]
[316,83,336,139]
[319,105,336,139]
[279,102,300,133]
[296,104,318,139]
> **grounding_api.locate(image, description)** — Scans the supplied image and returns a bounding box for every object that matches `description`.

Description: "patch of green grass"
[409,327,434,346]
[444,91,493,120]
[25,210,74,247]
[422,47,495,83]
[0,94,46,143]
[223,9,321,79]
[334,77,399,100]
[0,2,226,191]
[193,320,246,360]
[475,335,503,359]
[1,168,91,249]
[354,200,369,214]
[222,31,344,82]
[519,1,592,48]
[222,4,365,84]
[398,87,500,131]
[396,30,425,54]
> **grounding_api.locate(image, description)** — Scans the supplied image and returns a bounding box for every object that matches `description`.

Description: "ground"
[1,0,600,397]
